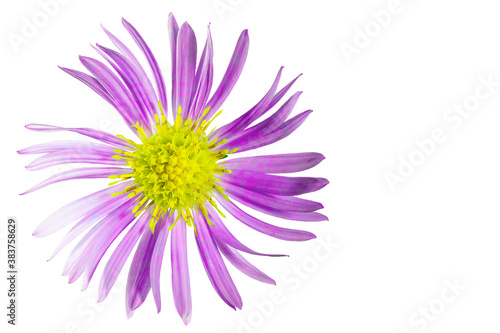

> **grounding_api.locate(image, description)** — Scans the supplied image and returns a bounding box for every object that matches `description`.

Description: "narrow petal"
[206,205,286,257]
[171,217,192,325]
[233,110,313,153]
[195,212,242,310]
[204,30,249,119]
[220,153,325,174]
[20,167,130,195]
[222,182,328,222]
[175,22,197,118]
[25,124,132,149]
[32,181,132,237]
[58,66,118,108]
[122,18,168,113]
[98,211,149,302]
[222,170,329,196]
[190,25,213,120]
[215,193,317,241]
[168,12,179,118]
[151,216,170,313]
[215,239,275,284]
[211,67,283,140]
[18,140,123,155]
[25,149,123,171]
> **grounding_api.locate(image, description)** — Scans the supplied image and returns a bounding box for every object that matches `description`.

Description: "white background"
[1,0,500,332]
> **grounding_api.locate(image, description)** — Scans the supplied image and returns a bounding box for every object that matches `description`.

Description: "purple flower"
[19,13,328,324]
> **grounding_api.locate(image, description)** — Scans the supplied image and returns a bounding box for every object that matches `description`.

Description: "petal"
[221,170,328,196]
[98,211,149,302]
[222,182,328,222]
[25,149,123,171]
[206,205,286,257]
[168,12,180,118]
[24,124,132,149]
[20,167,130,195]
[171,217,192,324]
[175,22,197,119]
[58,66,118,108]
[122,18,168,114]
[150,216,170,313]
[18,140,123,155]
[211,67,283,140]
[215,192,317,241]
[215,239,275,284]
[190,25,213,120]
[194,212,242,310]
[204,30,249,120]
[32,181,132,237]
[220,153,325,174]
[233,110,313,153]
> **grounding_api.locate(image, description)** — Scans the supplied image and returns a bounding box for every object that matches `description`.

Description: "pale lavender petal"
[32,181,132,237]
[81,199,138,291]
[151,216,170,313]
[98,211,149,302]
[49,193,130,261]
[194,211,242,310]
[215,239,275,284]
[21,167,130,195]
[168,12,179,118]
[220,153,325,174]
[204,30,249,120]
[18,140,123,155]
[206,205,286,257]
[25,149,124,171]
[175,22,197,119]
[171,216,192,325]
[233,110,313,153]
[122,18,168,114]
[222,170,328,196]
[25,124,132,149]
[215,192,317,241]
[58,66,118,108]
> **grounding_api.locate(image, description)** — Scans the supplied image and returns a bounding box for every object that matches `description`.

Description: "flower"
[19,13,328,324]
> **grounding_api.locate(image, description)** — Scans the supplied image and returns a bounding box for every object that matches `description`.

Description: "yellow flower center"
[110,106,235,232]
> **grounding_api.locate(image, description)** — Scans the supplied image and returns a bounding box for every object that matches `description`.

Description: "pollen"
[110,105,236,233]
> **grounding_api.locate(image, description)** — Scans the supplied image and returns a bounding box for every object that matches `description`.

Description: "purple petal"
[24,124,132,149]
[32,181,132,237]
[18,140,124,155]
[150,216,170,313]
[222,182,328,221]
[211,67,283,140]
[58,66,118,108]
[175,22,197,119]
[204,30,249,120]
[122,18,168,114]
[267,73,302,111]
[233,110,313,153]
[222,170,328,196]
[171,217,192,325]
[168,12,179,118]
[21,167,130,195]
[206,205,286,257]
[190,25,213,120]
[215,192,317,241]
[215,239,275,284]
[98,211,149,302]
[194,211,242,310]
[220,153,325,174]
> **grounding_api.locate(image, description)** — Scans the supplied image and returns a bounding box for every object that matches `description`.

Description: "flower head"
[20,13,328,324]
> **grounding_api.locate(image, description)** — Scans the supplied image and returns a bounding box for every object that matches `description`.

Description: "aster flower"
[19,13,328,323]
